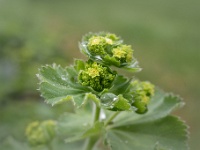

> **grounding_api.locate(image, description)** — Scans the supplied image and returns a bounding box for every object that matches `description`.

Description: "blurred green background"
[0,0,199,149]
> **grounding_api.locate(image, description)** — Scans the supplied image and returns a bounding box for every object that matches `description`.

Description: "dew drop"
[110,105,114,109]
[61,75,67,81]
[100,110,106,120]
[95,55,103,61]
[113,97,118,102]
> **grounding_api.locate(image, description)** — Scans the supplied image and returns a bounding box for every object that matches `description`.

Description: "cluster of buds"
[78,60,116,92]
[25,120,56,146]
[78,32,154,113]
[87,33,119,55]
[130,80,155,113]
[80,32,140,71]
[112,45,133,64]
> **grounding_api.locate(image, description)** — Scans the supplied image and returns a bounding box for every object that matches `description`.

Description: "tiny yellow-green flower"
[89,36,102,46]
[105,37,113,45]
[112,47,126,58]
[87,67,100,78]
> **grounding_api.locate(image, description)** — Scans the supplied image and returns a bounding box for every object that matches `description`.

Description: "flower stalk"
[84,103,101,150]
[105,111,120,126]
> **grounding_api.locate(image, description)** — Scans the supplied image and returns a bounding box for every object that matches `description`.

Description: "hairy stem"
[84,104,100,150]
[105,111,120,126]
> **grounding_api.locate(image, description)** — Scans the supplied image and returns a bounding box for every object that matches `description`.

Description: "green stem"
[93,105,100,123]
[105,111,120,126]
[84,104,100,150]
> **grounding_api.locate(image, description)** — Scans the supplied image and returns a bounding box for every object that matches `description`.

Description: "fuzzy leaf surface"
[109,89,184,127]
[107,116,188,150]
[105,90,188,150]
[57,110,105,143]
[37,63,100,107]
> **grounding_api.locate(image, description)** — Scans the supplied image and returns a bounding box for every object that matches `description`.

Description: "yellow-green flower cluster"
[78,61,116,92]
[112,45,133,63]
[87,33,119,55]
[87,36,107,55]
[131,80,155,114]
[25,120,56,146]
[84,32,136,68]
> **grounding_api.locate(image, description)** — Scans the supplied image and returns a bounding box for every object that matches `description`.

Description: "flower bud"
[131,80,155,114]
[25,120,56,146]
[112,45,133,64]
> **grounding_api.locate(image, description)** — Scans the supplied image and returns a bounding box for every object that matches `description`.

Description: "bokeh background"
[0,0,199,149]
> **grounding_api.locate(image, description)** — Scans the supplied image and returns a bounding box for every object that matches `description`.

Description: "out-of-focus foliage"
[0,21,68,100]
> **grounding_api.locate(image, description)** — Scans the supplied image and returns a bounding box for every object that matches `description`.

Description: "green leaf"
[65,121,105,143]
[57,111,105,143]
[107,116,189,150]
[0,137,31,150]
[37,63,100,107]
[0,136,84,150]
[104,89,189,150]
[109,89,184,127]
[113,95,131,111]
[57,111,92,139]
[109,75,132,95]
[123,59,142,72]
[74,59,86,71]
[104,54,121,67]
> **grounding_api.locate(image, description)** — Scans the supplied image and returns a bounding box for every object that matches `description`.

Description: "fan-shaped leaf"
[107,116,189,150]
[37,63,100,107]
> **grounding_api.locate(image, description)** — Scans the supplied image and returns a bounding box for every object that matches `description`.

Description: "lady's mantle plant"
[26,32,189,150]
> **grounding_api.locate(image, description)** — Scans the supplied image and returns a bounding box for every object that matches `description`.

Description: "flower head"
[78,61,116,92]
[80,32,140,72]
[25,120,56,146]
[112,45,133,63]
[130,80,155,114]
[87,35,115,56]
